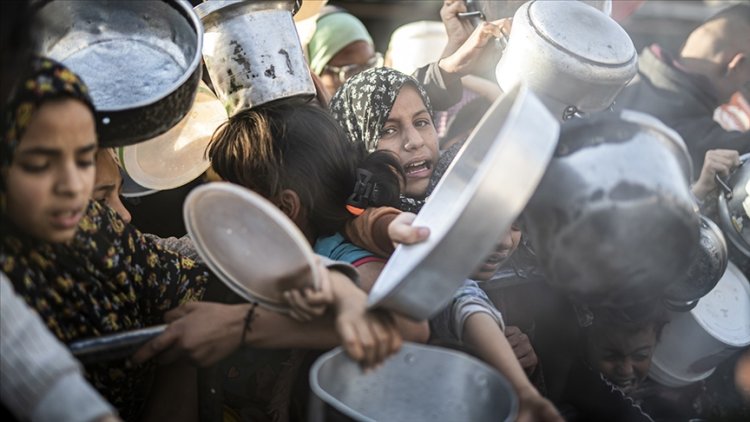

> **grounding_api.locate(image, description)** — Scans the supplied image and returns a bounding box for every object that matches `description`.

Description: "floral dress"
[0,201,209,420]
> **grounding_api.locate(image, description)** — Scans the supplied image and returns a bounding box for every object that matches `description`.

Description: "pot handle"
[715,174,733,199]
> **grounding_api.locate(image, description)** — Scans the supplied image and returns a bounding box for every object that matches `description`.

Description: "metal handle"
[714,174,733,199]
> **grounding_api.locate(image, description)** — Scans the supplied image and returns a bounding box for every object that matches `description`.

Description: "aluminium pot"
[195,0,315,116]
[35,0,204,147]
[309,343,518,422]
[662,215,728,311]
[523,110,700,307]
[716,153,750,258]
[494,0,637,121]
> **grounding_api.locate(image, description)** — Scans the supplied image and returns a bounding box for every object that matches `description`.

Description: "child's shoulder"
[314,232,377,265]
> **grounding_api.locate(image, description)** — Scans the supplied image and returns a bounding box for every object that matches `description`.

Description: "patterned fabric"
[1,57,94,167]
[0,201,209,419]
[430,279,504,343]
[329,67,433,154]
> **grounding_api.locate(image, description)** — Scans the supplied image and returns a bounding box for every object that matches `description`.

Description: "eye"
[380,126,397,137]
[76,160,94,169]
[19,162,50,173]
[414,119,431,128]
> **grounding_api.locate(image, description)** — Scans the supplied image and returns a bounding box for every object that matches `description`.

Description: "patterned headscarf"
[329,67,433,153]
[1,57,94,167]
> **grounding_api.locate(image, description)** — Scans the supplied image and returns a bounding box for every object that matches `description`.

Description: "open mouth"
[404,160,432,178]
[50,208,84,230]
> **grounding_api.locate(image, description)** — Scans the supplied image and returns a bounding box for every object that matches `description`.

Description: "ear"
[276,189,303,222]
[726,52,746,75]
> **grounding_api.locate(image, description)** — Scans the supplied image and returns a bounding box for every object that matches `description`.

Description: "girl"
[330,66,562,421]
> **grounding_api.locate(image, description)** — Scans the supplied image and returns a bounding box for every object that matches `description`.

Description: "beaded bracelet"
[240,302,259,347]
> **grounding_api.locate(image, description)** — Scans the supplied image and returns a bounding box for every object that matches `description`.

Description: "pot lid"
[184,183,319,312]
[194,0,300,20]
[120,169,159,198]
[691,261,750,347]
[527,0,635,66]
[118,82,226,191]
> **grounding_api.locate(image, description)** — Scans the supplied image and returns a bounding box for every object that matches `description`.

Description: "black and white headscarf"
[329,67,433,153]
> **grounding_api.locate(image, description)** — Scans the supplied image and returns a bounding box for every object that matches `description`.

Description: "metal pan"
[183,182,319,313]
[717,153,750,257]
[35,0,204,147]
[309,343,518,422]
[69,325,167,365]
[367,83,559,320]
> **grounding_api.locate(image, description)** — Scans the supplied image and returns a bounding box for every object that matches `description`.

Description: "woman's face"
[586,326,658,394]
[376,84,439,199]
[320,40,376,98]
[93,149,131,223]
[3,99,96,243]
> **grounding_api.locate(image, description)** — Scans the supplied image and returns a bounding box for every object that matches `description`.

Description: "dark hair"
[587,302,670,341]
[207,100,403,238]
[704,4,750,27]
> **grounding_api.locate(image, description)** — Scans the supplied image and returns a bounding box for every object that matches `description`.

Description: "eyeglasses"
[322,52,384,83]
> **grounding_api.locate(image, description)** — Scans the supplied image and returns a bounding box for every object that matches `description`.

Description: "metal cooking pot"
[494,0,637,121]
[367,84,559,320]
[36,0,203,147]
[195,0,315,116]
[523,110,700,307]
[662,215,728,312]
[309,343,518,422]
[716,153,750,257]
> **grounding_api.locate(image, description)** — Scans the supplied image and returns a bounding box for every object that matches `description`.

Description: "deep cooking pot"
[195,0,315,116]
[495,0,637,121]
[523,110,700,307]
[309,343,518,422]
[35,0,204,147]
[662,215,728,312]
[717,153,750,257]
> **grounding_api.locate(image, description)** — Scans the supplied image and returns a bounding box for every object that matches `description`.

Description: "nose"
[55,161,88,198]
[110,194,132,223]
[615,358,635,378]
[498,230,514,252]
[403,126,426,151]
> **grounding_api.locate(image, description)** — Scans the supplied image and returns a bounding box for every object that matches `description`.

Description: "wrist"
[438,56,462,77]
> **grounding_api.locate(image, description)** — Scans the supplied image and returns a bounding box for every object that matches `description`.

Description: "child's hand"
[336,305,403,369]
[505,326,538,374]
[284,259,335,322]
[517,388,564,422]
[388,212,430,247]
[692,149,741,200]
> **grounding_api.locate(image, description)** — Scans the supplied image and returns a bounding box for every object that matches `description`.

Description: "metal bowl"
[35,0,203,147]
[367,84,559,320]
[183,182,319,313]
[309,343,518,422]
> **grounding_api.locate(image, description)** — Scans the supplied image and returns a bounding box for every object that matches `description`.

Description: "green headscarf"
[307,10,373,75]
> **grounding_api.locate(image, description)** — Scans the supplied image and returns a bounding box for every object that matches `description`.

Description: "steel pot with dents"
[36,0,204,147]
[494,0,637,121]
[523,110,700,307]
[716,153,750,258]
[195,0,315,116]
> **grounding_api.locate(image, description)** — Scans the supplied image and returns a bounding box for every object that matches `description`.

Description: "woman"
[0,58,209,420]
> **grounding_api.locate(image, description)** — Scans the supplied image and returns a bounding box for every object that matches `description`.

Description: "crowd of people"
[1,1,749,421]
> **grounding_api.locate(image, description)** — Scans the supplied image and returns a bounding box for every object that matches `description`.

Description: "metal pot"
[36,0,204,147]
[716,153,750,257]
[195,0,315,116]
[662,215,728,310]
[309,343,518,422]
[523,110,700,307]
[494,0,637,121]
[367,84,559,320]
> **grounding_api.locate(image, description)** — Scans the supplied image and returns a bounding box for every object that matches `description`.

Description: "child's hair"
[587,301,670,341]
[207,100,403,237]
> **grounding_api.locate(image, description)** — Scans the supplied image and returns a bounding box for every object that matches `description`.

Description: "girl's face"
[376,84,438,199]
[472,224,523,282]
[586,326,658,394]
[3,99,96,243]
[93,149,131,223]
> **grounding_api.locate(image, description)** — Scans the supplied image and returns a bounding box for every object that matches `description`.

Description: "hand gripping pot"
[523,111,700,307]
[195,0,315,116]
[36,0,204,147]
[495,0,637,121]
[716,153,750,258]
[368,84,559,320]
